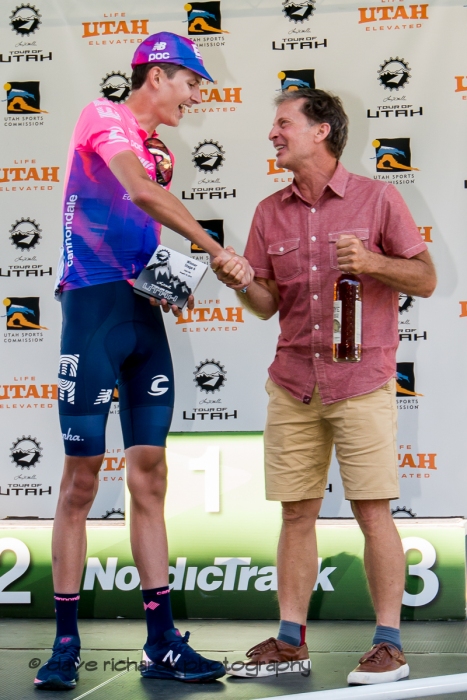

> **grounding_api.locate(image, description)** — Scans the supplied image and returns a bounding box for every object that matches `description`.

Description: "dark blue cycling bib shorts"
[58,281,174,457]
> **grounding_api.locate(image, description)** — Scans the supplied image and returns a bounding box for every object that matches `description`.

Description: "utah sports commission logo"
[194,360,226,393]
[396,362,423,397]
[4,82,47,114]
[10,5,41,34]
[378,58,410,91]
[100,73,131,103]
[278,70,315,91]
[282,0,315,22]
[192,140,225,172]
[184,2,228,34]
[192,220,224,253]
[2,296,47,330]
[371,138,419,172]
[9,218,42,250]
[10,436,42,468]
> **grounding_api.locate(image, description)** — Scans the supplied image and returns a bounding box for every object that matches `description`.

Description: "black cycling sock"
[142,586,174,646]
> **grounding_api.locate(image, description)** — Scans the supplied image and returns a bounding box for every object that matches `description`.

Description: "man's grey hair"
[275,88,349,159]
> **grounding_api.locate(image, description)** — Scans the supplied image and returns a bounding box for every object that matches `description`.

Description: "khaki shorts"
[264,377,399,502]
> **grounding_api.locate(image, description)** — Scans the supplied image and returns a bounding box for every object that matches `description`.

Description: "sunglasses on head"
[144,137,173,186]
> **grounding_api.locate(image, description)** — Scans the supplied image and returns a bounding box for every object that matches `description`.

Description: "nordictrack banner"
[0,0,466,522]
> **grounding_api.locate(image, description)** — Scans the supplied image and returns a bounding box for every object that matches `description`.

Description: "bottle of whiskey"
[333,273,362,362]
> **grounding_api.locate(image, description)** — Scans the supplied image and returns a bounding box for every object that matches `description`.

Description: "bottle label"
[355,299,362,345]
[333,300,342,344]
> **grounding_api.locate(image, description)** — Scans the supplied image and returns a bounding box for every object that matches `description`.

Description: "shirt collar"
[281,161,350,203]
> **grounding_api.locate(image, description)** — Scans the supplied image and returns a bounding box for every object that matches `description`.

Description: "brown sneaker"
[347,642,409,685]
[225,637,311,678]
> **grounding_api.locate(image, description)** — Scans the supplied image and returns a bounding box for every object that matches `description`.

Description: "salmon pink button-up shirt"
[244,163,427,405]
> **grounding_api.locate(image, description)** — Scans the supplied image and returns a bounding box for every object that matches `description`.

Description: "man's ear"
[315,122,331,143]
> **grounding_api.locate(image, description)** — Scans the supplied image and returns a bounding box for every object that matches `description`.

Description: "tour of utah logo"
[378,58,410,91]
[10,5,41,35]
[282,1,315,22]
[184,2,228,35]
[192,140,225,172]
[371,138,419,185]
[100,73,131,103]
[10,218,41,250]
[10,436,42,468]
[278,69,315,91]
[194,360,226,393]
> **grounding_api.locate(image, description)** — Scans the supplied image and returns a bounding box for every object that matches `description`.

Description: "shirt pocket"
[328,229,369,271]
[268,238,301,281]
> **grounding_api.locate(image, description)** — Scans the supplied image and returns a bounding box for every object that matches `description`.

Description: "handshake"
[152,246,254,317]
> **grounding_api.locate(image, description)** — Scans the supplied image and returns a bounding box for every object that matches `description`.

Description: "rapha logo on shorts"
[184,2,228,35]
[4,81,47,114]
[278,69,315,91]
[100,72,131,104]
[148,375,169,396]
[378,58,410,91]
[192,140,225,172]
[10,218,42,250]
[194,360,226,393]
[282,0,315,23]
[10,436,42,468]
[10,5,41,35]
[58,354,79,404]
[62,428,84,442]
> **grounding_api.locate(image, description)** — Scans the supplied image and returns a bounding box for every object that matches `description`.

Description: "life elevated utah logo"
[358,2,429,31]
[371,138,419,185]
[282,0,315,23]
[10,218,41,250]
[278,70,315,91]
[10,5,41,35]
[10,436,42,468]
[192,140,225,172]
[100,73,131,103]
[2,297,47,338]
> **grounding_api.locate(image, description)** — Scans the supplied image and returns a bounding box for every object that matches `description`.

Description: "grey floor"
[1,619,467,700]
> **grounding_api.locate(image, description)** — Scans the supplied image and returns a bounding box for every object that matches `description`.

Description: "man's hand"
[211,247,255,290]
[149,294,194,318]
[336,235,374,275]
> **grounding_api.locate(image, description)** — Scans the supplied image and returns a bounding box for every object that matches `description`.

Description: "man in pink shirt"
[34,33,252,691]
[222,89,436,684]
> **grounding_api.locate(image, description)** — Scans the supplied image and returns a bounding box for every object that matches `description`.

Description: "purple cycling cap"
[131,32,213,82]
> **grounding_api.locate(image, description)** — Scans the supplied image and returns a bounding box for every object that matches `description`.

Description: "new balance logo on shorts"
[58,354,79,404]
[94,389,112,404]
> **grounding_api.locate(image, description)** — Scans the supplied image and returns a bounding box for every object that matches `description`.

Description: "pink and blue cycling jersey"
[55,98,172,294]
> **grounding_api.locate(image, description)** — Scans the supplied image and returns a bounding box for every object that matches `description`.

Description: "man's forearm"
[236,279,278,320]
[366,253,436,297]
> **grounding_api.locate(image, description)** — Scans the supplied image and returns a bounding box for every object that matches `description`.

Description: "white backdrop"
[1,0,466,520]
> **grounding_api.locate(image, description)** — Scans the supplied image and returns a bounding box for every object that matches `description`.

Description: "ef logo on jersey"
[148,375,169,396]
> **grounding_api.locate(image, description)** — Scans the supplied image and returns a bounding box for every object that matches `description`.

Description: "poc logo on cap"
[149,51,170,61]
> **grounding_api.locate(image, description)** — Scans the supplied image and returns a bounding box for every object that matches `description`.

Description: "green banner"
[1,435,465,620]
